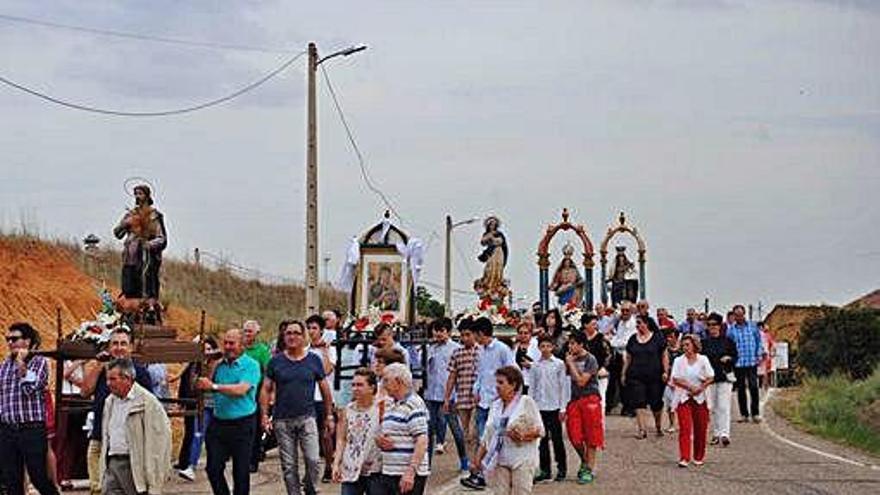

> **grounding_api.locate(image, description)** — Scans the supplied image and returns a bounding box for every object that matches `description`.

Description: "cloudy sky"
[1,0,878,317]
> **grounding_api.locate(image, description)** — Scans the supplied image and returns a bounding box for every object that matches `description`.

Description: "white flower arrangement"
[561,303,584,330]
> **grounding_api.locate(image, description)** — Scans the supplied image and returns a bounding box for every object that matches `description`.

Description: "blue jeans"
[189,408,214,468]
[275,416,320,495]
[475,406,490,441]
[425,400,467,464]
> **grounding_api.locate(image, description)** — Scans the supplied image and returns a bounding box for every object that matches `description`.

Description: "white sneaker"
[435,444,446,455]
[178,467,195,482]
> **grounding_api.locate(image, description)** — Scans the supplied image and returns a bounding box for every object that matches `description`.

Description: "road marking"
[761,388,880,471]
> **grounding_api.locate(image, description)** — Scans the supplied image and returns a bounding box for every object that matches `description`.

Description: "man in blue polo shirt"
[197,329,261,495]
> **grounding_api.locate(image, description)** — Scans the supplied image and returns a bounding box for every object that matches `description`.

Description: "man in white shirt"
[530,336,569,483]
[306,314,338,483]
[424,318,467,469]
[607,301,637,415]
[513,323,541,393]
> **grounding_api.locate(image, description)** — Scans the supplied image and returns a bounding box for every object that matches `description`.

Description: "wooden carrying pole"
[197,310,206,425]
[54,307,63,430]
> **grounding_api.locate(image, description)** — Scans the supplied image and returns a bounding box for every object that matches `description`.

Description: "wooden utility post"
[306,42,320,315]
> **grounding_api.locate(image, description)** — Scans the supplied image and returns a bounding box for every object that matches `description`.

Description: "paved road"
[162,392,879,495]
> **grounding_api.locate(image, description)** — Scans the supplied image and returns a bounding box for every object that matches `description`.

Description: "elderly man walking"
[100,358,171,495]
[374,363,430,495]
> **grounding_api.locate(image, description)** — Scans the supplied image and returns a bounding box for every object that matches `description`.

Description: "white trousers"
[707,382,733,438]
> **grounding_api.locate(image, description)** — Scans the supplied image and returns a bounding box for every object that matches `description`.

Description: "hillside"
[0,234,346,349]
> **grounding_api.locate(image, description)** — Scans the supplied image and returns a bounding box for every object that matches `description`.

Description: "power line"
[319,64,404,219]
[0,50,306,117]
[0,12,295,54]
[320,64,445,247]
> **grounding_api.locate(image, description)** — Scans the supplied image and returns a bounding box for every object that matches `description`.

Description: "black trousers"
[206,415,255,495]
[538,410,567,476]
[0,424,59,495]
[734,366,760,418]
[250,379,264,469]
[371,474,427,495]
[606,351,626,413]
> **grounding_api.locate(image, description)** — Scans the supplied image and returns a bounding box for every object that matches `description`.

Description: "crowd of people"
[0,302,778,495]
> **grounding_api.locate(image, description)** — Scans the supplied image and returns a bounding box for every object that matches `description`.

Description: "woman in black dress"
[622,315,670,438]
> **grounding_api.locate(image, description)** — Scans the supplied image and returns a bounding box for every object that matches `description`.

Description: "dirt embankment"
[0,236,204,350]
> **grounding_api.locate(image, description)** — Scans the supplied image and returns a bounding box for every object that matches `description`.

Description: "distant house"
[845,289,880,310]
[764,304,831,349]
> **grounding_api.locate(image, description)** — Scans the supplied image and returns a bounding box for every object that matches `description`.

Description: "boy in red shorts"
[565,332,604,484]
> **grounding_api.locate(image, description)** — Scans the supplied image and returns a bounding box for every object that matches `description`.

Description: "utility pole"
[304,42,367,316]
[305,42,319,315]
[444,215,479,317]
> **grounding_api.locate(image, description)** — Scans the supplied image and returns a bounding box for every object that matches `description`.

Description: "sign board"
[774,341,789,370]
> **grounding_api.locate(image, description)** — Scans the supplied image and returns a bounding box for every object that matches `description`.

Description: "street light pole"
[444,215,479,316]
[306,42,319,315]
[304,42,367,316]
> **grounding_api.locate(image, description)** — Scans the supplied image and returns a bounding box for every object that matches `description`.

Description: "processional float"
[599,211,647,306]
[536,208,596,312]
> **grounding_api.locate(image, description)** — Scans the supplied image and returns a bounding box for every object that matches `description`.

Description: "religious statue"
[474,216,510,302]
[607,245,638,306]
[549,243,584,307]
[113,184,167,322]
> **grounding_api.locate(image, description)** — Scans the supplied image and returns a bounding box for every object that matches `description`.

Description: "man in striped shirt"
[443,319,479,470]
[375,363,430,495]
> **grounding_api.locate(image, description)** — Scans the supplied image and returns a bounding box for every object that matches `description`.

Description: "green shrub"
[798,307,880,380]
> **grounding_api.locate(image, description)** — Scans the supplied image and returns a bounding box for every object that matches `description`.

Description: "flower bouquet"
[561,300,584,330]
[346,304,400,333]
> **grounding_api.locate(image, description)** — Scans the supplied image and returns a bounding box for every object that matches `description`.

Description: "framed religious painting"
[355,247,411,322]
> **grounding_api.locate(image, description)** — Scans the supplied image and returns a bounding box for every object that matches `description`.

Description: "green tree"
[415,286,445,320]
[798,307,880,380]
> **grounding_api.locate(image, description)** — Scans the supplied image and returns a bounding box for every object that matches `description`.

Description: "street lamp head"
[341,44,368,56]
[317,43,368,65]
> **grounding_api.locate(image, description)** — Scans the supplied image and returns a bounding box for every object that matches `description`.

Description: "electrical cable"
[0,50,306,116]
[0,12,294,54]
[319,64,404,220]
[320,64,446,248]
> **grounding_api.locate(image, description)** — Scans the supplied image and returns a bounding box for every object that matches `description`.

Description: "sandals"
[635,430,648,439]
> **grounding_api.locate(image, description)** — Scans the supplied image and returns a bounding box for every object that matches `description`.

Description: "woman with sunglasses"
[621,315,669,438]
[700,313,738,447]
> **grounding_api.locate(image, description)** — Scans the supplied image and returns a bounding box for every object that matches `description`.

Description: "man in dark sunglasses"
[0,322,59,495]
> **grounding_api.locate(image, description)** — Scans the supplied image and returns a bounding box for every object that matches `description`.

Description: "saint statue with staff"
[113,183,168,321]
